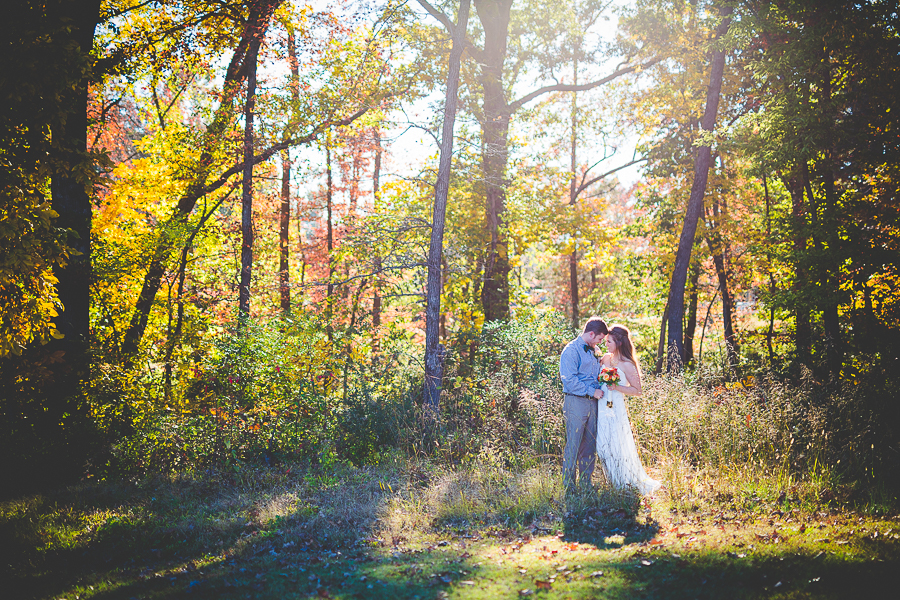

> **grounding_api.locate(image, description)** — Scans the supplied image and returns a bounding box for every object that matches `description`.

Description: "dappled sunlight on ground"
[2,463,899,599]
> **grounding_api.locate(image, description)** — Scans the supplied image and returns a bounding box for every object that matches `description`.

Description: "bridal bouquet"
[599,366,619,409]
[599,366,620,386]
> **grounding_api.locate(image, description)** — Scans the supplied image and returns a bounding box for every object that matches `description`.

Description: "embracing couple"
[559,317,661,496]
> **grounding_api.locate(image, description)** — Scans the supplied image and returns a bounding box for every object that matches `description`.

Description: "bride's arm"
[611,362,642,396]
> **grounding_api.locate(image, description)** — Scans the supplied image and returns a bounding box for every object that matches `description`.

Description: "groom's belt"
[564,392,595,400]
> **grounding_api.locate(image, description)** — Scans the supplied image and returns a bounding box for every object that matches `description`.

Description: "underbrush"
[4,309,897,519]
[634,368,898,513]
[81,311,573,479]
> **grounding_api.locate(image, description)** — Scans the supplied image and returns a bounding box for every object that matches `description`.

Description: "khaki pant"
[563,394,597,490]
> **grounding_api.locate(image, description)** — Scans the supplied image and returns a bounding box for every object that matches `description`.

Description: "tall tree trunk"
[325,130,335,344]
[569,248,579,328]
[568,62,579,329]
[239,31,260,324]
[279,149,291,312]
[424,0,470,417]
[460,0,647,323]
[706,240,738,367]
[655,301,669,375]
[278,23,301,313]
[784,172,811,363]
[372,129,383,333]
[38,0,102,486]
[705,190,739,368]
[49,0,100,356]
[163,245,190,403]
[697,284,720,369]
[863,282,875,345]
[162,191,230,401]
[763,174,776,363]
[475,0,513,323]
[664,5,732,370]
[683,258,700,366]
[820,59,842,374]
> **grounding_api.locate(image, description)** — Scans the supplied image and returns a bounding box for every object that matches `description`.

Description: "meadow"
[4,358,898,600]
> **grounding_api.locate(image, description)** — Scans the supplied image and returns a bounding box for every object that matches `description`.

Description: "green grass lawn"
[2,461,898,599]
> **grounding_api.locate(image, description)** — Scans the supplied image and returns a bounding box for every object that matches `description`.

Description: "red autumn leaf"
[535,580,553,590]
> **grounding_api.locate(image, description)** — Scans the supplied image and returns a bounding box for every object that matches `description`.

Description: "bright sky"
[287,0,645,203]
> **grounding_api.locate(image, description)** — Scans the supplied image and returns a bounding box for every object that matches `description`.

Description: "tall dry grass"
[517,363,895,512]
[622,369,893,510]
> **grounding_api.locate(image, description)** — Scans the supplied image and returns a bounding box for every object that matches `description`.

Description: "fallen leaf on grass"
[535,580,553,590]
[590,571,604,578]
[519,590,534,596]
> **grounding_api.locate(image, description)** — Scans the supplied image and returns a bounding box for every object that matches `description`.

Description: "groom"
[559,317,608,493]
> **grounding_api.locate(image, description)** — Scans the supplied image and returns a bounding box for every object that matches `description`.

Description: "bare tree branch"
[196,103,375,202]
[508,56,662,114]
[572,157,646,202]
[416,0,455,34]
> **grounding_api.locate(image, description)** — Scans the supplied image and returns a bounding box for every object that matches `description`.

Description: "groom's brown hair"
[583,317,608,335]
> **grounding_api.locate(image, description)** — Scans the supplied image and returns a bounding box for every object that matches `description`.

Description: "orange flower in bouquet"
[599,366,620,386]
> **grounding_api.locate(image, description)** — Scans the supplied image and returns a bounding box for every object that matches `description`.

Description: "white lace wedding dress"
[596,370,661,495]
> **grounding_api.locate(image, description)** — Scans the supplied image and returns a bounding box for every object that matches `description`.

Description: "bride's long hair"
[609,325,641,377]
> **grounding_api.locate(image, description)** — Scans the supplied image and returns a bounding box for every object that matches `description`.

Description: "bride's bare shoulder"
[619,359,639,373]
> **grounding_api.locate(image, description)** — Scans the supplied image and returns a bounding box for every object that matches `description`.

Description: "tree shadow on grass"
[80,545,490,600]
[2,477,250,600]
[552,486,900,599]
[568,545,899,599]
[168,539,897,600]
[2,467,448,600]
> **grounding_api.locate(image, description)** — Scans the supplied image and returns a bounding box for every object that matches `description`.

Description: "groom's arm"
[560,346,601,398]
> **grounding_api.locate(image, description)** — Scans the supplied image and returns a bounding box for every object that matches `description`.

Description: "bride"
[596,325,661,495]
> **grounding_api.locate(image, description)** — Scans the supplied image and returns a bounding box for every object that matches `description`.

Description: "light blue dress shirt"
[560,335,602,397]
